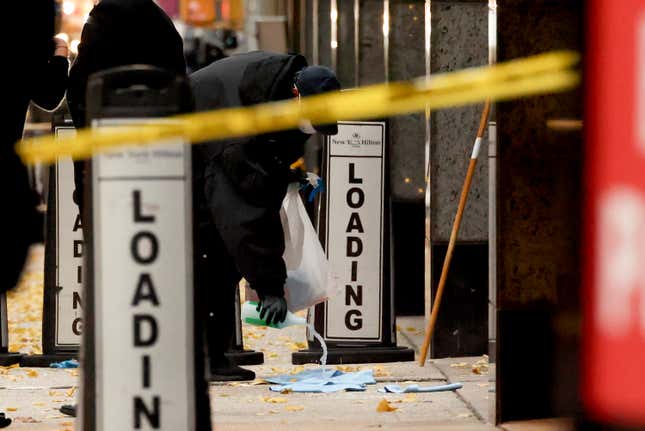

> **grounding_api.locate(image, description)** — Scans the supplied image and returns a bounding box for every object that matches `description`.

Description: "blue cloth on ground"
[267,368,376,393]
[378,382,463,393]
[49,359,79,369]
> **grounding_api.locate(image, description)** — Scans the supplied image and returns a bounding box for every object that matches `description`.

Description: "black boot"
[209,357,255,382]
[0,412,11,428]
[60,404,76,417]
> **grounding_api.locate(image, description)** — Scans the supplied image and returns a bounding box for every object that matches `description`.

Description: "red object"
[157,0,179,17]
[584,0,645,426]
[220,0,231,21]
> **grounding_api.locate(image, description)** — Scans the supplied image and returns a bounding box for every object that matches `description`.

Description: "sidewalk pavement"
[1,246,497,430]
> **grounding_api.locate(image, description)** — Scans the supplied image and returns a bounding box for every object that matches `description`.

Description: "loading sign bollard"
[22,117,82,367]
[79,66,211,431]
[0,292,22,366]
[292,121,415,365]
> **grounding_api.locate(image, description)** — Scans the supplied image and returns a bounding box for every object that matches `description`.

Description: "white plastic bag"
[281,184,336,311]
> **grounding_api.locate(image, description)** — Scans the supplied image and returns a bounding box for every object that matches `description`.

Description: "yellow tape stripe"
[16,50,580,165]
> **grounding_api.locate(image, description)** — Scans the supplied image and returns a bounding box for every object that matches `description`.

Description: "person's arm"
[206,154,289,299]
[31,37,69,111]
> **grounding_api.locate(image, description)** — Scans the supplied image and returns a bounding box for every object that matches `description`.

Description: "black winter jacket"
[2,0,68,292]
[190,51,311,298]
[67,0,186,128]
[191,51,310,166]
[67,0,186,209]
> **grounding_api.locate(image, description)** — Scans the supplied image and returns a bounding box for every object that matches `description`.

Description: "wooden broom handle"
[419,99,491,366]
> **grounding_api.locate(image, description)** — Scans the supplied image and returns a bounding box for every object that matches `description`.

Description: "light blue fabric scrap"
[267,368,376,393]
[378,382,463,393]
[49,359,79,369]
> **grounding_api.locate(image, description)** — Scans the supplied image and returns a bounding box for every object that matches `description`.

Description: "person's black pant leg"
[195,216,241,367]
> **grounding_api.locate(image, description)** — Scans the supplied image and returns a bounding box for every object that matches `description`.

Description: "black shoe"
[60,404,76,417]
[209,363,256,382]
[0,413,11,428]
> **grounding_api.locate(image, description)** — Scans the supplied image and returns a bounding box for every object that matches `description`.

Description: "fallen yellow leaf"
[26,369,39,378]
[376,399,398,412]
[336,365,359,373]
[66,387,77,397]
[263,397,288,404]
[6,407,17,412]
[471,356,489,375]
[285,405,304,412]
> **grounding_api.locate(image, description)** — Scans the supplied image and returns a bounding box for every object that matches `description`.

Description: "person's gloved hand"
[257,295,288,326]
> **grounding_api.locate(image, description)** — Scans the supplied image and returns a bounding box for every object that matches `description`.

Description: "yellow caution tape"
[16,50,580,165]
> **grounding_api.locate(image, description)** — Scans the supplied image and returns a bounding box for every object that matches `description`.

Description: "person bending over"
[191,51,340,381]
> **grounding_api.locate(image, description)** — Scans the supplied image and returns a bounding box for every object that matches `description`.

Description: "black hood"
[190,51,310,161]
[191,51,307,109]
[238,52,307,106]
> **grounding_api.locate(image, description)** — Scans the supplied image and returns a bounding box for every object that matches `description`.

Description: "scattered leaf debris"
[285,405,304,412]
[376,399,398,412]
